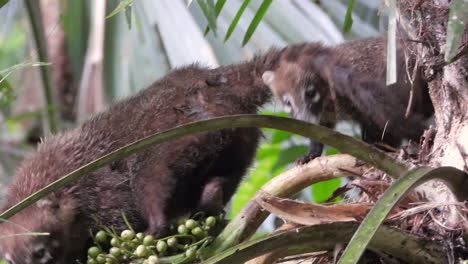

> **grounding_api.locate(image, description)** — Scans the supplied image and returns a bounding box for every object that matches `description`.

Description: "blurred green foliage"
[230,111,343,218]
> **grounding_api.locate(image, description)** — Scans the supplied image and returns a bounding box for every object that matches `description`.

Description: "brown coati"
[0,50,289,263]
[262,37,434,163]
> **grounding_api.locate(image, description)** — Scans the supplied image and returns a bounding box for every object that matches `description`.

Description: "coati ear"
[262,71,275,86]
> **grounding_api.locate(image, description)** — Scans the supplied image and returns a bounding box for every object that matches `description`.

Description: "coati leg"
[133,163,174,237]
[297,121,335,165]
[198,128,260,213]
[197,177,224,215]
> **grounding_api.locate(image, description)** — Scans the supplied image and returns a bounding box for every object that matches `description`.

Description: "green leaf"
[0,0,8,9]
[0,115,408,221]
[0,62,50,76]
[106,0,133,19]
[338,166,467,264]
[386,0,397,85]
[0,62,50,105]
[270,130,292,144]
[0,260,6,264]
[0,74,13,105]
[224,0,251,42]
[312,178,341,203]
[125,4,132,29]
[271,145,308,174]
[198,0,218,36]
[204,0,227,35]
[324,147,339,156]
[445,0,468,62]
[255,143,282,160]
[230,142,284,217]
[230,154,276,218]
[342,0,355,33]
[242,0,273,46]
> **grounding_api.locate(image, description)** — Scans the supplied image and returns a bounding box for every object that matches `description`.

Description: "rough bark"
[397,0,468,230]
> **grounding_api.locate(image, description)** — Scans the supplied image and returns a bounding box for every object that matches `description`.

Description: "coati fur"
[0,51,289,263]
[262,37,434,163]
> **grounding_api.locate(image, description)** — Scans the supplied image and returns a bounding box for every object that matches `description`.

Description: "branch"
[200,222,448,264]
[23,0,59,133]
[76,0,106,122]
[203,153,366,256]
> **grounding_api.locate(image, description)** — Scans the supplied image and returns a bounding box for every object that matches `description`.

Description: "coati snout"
[262,61,326,125]
[263,37,434,163]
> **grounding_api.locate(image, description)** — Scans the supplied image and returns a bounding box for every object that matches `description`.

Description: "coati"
[262,37,434,163]
[0,50,287,264]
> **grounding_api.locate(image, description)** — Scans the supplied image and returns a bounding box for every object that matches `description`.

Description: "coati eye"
[305,86,320,103]
[32,245,46,259]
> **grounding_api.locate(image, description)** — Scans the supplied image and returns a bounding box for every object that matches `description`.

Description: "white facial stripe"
[281,94,295,114]
[312,92,321,103]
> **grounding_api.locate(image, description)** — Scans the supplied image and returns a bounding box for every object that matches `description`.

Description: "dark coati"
[0,50,288,263]
[262,37,434,163]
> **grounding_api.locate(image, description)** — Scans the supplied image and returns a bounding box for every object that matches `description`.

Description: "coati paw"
[295,154,318,165]
[146,222,169,238]
[143,225,169,238]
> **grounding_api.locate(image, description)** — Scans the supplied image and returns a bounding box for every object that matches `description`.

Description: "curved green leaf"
[106,0,133,19]
[200,222,447,264]
[198,0,218,36]
[224,0,251,42]
[0,74,13,105]
[0,0,8,9]
[0,114,407,221]
[242,0,273,46]
[203,0,227,35]
[338,166,468,264]
[342,0,355,33]
[445,0,468,62]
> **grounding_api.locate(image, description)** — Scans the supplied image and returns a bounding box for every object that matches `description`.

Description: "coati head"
[0,194,86,264]
[262,61,327,124]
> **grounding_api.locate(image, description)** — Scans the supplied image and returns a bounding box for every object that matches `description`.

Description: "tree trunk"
[397,1,468,224]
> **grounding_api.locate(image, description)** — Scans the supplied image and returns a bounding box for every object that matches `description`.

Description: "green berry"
[147,255,159,264]
[143,235,155,246]
[185,247,196,258]
[135,245,149,258]
[110,237,120,247]
[205,216,216,227]
[191,227,204,236]
[109,247,122,257]
[167,237,177,247]
[185,219,198,229]
[95,230,108,243]
[87,259,98,264]
[96,254,107,264]
[156,240,168,253]
[105,256,117,264]
[121,229,135,240]
[88,247,101,258]
[136,232,145,240]
[177,225,188,234]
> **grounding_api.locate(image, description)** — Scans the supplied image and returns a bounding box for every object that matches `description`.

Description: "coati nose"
[32,245,53,264]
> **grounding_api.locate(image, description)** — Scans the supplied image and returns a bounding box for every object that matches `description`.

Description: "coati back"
[0,51,287,264]
[262,37,433,162]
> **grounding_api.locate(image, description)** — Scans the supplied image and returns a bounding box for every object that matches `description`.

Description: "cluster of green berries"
[86,216,218,264]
